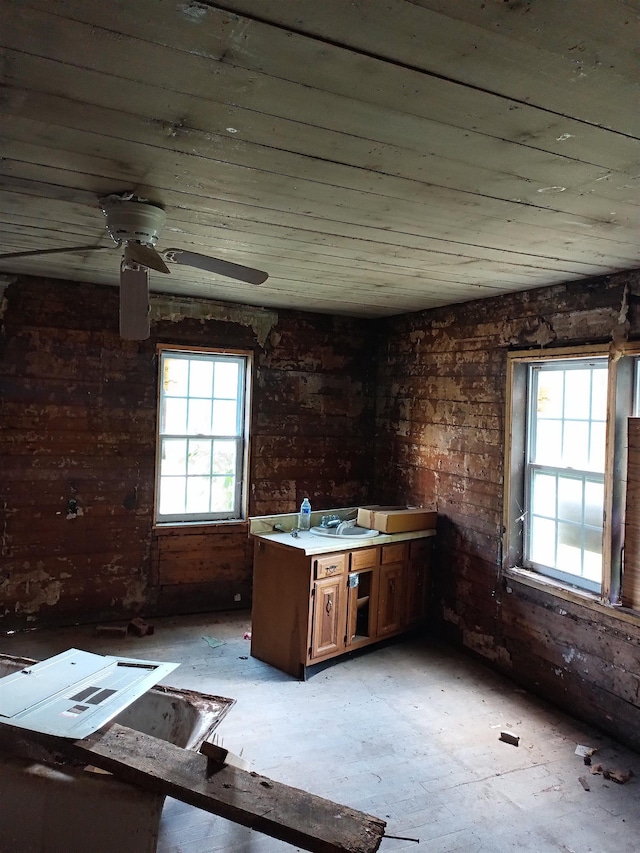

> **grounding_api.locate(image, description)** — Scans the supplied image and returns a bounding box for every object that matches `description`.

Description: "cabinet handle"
[326,596,333,614]
[389,580,395,594]
[325,564,338,574]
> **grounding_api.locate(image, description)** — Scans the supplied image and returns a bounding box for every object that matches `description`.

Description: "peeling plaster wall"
[377,271,640,750]
[0,277,376,628]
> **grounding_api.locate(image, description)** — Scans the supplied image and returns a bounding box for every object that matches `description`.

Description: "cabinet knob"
[326,596,333,614]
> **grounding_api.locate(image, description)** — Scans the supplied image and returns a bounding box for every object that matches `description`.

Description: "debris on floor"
[578,775,591,791]
[243,631,252,640]
[128,617,154,637]
[203,636,225,649]
[604,768,634,784]
[384,834,420,843]
[95,624,128,638]
[499,730,520,746]
[589,764,634,784]
[575,744,597,758]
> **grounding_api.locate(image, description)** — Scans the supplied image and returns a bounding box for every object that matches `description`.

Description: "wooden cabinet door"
[405,561,429,627]
[405,540,432,627]
[376,562,404,637]
[310,576,346,660]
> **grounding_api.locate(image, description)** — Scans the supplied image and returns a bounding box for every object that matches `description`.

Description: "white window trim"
[503,342,640,617]
[523,358,607,594]
[154,344,253,527]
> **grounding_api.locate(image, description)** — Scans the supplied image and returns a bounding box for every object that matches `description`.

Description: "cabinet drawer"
[313,553,347,579]
[350,548,378,571]
[381,543,406,565]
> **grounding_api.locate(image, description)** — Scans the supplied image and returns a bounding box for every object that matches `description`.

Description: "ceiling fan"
[0,193,269,340]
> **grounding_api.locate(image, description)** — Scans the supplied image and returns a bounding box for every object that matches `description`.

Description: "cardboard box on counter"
[357,506,437,533]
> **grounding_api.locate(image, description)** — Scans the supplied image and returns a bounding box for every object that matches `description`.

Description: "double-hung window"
[155,347,251,524]
[506,344,640,611]
[525,359,607,593]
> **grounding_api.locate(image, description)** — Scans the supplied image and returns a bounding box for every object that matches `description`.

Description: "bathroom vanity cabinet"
[250,530,434,679]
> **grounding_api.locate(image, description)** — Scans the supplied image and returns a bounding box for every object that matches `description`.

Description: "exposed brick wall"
[376,271,640,749]
[0,276,376,628]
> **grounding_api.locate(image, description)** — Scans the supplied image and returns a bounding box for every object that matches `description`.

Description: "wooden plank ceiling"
[0,0,638,317]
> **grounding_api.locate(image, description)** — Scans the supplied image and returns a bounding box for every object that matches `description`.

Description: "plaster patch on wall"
[443,606,460,625]
[506,316,557,347]
[11,566,62,614]
[463,630,512,668]
[562,647,586,664]
[120,576,147,610]
[150,294,278,347]
[611,283,630,346]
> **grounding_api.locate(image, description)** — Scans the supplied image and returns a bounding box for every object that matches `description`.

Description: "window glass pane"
[213,400,238,436]
[187,399,212,435]
[186,477,211,514]
[557,477,582,523]
[215,361,239,399]
[537,371,563,419]
[589,422,606,471]
[163,358,188,396]
[531,472,556,517]
[584,481,604,527]
[530,516,556,566]
[583,537,603,582]
[188,359,213,397]
[159,477,186,515]
[563,369,591,420]
[591,369,608,420]
[557,522,583,573]
[562,421,590,468]
[211,476,235,512]
[161,439,187,476]
[213,440,236,475]
[584,526,603,559]
[163,398,187,435]
[535,420,562,465]
[187,440,211,475]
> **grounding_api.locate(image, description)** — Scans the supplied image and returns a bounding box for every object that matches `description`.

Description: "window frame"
[504,343,640,607]
[154,344,253,526]
[523,358,608,594]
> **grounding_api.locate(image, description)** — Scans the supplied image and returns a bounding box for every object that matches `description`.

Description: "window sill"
[153,520,249,536]
[505,566,640,628]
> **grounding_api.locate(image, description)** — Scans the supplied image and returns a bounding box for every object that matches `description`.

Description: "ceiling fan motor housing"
[101,199,166,246]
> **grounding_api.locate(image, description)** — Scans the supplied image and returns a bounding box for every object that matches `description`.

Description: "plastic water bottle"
[299,497,311,530]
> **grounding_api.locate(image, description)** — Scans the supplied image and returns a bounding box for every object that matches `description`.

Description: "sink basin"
[310,525,379,539]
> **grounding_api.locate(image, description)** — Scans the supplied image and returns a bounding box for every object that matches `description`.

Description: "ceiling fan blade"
[163,249,268,285]
[124,242,170,274]
[0,245,113,260]
[119,266,150,341]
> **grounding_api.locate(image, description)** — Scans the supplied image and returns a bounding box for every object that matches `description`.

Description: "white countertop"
[251,527,436,557]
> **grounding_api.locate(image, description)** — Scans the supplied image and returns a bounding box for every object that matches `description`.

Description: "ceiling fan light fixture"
[100,197,167,247]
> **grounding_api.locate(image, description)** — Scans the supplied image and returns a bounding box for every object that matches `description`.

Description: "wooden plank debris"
[55,723,386,853]
[499,730,520,747]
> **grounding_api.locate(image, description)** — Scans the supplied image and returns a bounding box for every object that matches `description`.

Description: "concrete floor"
[2,611,639,853]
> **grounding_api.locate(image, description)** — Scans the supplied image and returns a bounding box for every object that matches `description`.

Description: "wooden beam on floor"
[64,722,386,853]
